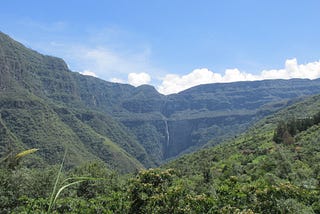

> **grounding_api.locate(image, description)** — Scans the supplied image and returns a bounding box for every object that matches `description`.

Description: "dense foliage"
[273,111,320,144]
[164,95,320,213]
[1,95,320,213]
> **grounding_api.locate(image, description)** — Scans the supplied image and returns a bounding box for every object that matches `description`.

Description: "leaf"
[15,148,39,160]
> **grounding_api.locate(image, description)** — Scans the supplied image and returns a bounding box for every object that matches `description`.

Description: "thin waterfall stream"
[164,119,170,146]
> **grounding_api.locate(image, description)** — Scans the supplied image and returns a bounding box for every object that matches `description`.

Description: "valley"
[1,31,320,213]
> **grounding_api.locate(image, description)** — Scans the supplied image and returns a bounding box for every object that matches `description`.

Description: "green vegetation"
[273,111,320,144]
[3,31,320,167]
[3,31,320,212]
[2,93,320,213]
[0,31,154,171]
[163,94,320,213]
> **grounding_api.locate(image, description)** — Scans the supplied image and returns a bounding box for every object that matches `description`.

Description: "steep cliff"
[0,32,150,172]
[2,31,320,169]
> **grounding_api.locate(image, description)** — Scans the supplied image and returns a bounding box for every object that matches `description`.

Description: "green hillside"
[162,94,320,212]
[3,31,320,171]
[2,31,320,212]
[3,86,320,213]
[0,32,150,172]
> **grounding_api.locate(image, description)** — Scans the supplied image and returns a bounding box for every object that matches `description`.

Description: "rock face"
[2,31,320,169]
[118,78,320,161]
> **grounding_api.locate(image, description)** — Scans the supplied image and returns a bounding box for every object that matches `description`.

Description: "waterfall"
[164,119,170,146]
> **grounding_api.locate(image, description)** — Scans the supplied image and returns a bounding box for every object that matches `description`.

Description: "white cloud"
[157,69,220,95]
[109,77,125,84]
[128,72,151,86]
[223,69,257,82]
[158,58,320,95]
[157,68,257,95]
[261,58,320,80]
[79,70,98,77]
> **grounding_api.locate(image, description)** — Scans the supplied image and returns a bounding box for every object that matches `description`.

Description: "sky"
[1,0,320,94]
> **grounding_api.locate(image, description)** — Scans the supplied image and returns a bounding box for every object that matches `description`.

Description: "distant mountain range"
[1,31,320,172]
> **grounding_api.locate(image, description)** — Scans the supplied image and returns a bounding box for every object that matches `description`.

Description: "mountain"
[162,93,320,212]
[157,79,320,157]
[2,31,320,171]
[77,76,320,162]
[5,88,320,213]
[0,32,150,172]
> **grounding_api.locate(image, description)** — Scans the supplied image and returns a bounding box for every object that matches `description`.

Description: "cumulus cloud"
[128,72,151,86]
[157,68,257,94]
[79,70,98,77]
[158,58,320,95]
[109,72,151,86]
[158,69,220,95]
[261,58,320,80]
[109,77,125,84]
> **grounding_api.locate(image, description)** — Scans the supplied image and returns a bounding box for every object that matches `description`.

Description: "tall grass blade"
[48,149,67,213]
[52,177,105,205]
[52,180,84,206]
[47,150,105,213]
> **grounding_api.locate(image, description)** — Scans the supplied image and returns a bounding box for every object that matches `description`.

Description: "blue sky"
[1,0,320,94]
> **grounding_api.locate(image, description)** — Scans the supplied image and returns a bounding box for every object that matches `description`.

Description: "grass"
[47,149,105,213]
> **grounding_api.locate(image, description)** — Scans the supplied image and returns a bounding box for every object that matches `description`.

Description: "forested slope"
[3,30,320,172]
[163,94,320,212]
[3,88,320,213]
[0,32,150,171]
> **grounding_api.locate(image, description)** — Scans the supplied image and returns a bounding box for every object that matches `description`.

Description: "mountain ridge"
[2,31,320,171]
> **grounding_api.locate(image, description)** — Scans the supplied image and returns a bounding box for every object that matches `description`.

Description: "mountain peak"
[0,31,69,74]
[3,32,320,172]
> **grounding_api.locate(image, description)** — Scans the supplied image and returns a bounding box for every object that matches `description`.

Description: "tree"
[273,121,287,144]
[282,130,295,145]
